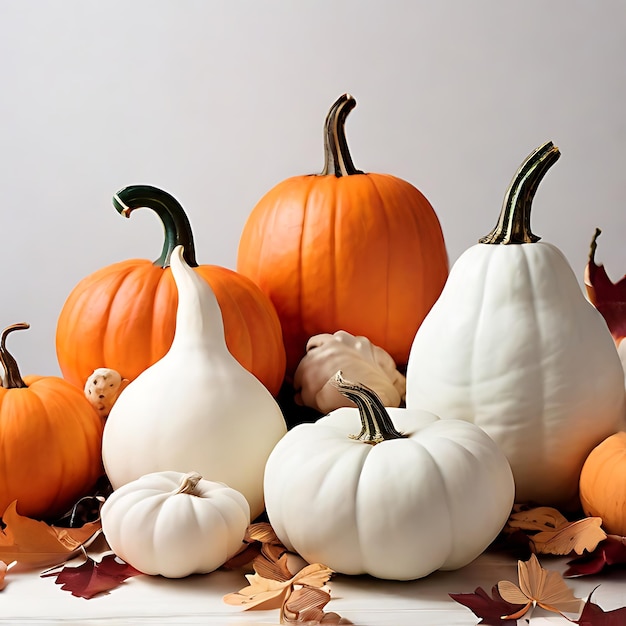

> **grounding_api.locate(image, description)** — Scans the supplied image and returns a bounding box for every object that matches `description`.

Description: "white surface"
[2,547,626,625]
[0,1,625,377]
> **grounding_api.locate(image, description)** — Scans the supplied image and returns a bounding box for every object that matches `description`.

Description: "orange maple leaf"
[0,501,101,568]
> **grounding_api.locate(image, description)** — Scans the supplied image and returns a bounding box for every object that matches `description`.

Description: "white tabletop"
[2,544,625,626]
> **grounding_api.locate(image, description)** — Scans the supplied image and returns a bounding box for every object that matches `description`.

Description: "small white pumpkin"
[101,245,287,520]
[293,330,406,414]
[100,470,250,578]
[264,372,515,581]
[405,141,626,508]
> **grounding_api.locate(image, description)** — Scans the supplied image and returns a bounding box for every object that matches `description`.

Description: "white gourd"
[405,141,626,508]
[101,245,287,519]
[293,330,406,413]
[100,470,250,578]
[264,372,515,581]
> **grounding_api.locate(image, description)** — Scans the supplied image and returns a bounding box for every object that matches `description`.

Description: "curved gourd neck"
[319,94,364,177]
[331,371,406,444]
[113,185,198,268]
[0,323,29,389]
[168,246,229,355]
[479,141,560,245]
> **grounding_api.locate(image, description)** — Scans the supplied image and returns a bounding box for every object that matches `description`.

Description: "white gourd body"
[102,245,287,520]
[406,241,626,507]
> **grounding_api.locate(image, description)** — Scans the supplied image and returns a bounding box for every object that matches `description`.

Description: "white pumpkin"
[406,141,626,508]
[101,245,287,520]
[101,470,250,578]
[264,372,515,581]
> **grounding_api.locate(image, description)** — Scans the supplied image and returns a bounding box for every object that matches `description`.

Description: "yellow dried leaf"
[292,563,334,588]
[498,554,584,618]
[506,506,569,532]
[223,571,292,611]
[531,517,607,556]
[245,522,283,545]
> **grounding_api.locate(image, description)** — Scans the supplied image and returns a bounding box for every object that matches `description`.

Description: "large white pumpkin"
[406,141,626,508]
[264,372,515,581]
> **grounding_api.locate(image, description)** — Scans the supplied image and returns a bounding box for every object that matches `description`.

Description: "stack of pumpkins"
[1,94,625,582]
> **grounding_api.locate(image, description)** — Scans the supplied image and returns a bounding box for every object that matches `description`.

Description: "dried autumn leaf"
[498,554,584,618]
[564,535,626,577]
[42,553,142,599]
[224,563,334,612]
[222,522,285,570]
[506,505,569,533]
[584,228,626,341]
[0,560,9,591]
[449,585,528,625]
[283,586,350,624]
[531,517,607,556]
[0,501,101,568]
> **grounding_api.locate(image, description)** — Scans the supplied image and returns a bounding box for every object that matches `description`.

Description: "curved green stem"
[330,371,405,444]
[0,323,29,389]
[320,94,364,177]
[479,141,561,245]
[113,185,198,268]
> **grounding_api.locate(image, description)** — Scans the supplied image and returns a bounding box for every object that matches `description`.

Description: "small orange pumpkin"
[237,94,449,377]
[56,185,286,396]
[0,323,104,520]
[579,431,626,535]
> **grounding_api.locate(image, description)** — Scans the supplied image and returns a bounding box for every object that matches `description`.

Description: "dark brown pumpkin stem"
[479,141,561,245]
[112,185,198,268]
[330,371,406,444]
[0,323,29,389]
[320,94,364,177]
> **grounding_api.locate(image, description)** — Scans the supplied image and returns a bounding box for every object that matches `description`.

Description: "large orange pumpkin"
[0,323,104,520]
[579,431,626,535]
[56,185,286,396]
[237,94,449,378]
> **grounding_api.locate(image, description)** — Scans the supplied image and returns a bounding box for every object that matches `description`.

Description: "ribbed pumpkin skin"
[0,375,104,519]
[237,172,448,376]
[580,432,626,535]
[56,260,286,396]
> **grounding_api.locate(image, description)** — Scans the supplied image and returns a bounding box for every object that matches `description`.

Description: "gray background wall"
[1,0,625,377]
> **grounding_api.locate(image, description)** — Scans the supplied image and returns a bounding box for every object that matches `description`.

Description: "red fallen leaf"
[564,535,626,577]
[42,553,142,599]
[0,560,9,591]
[584,228,626,341]
[576,587,626,625]
[449,585,527,625]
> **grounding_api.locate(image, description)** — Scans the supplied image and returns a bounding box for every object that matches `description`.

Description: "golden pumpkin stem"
[0,323,29,389]
[112,185,198,269]
[175,471,203,495]
[320,94,364,177]
[479,141,561,245]
[330,371,405,445]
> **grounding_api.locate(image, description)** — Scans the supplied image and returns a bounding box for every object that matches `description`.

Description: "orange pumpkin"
[56,185,286,396]
[237,94,449,377]
[0,323,104,520]
[579,431,626,535]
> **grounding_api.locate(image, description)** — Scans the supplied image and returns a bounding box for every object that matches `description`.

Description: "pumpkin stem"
[320,94,364,177]
[330,371,406,444]
[0,323,29,389]
[479,141,561,245]
[174,471,203,495]
[112,185,198,268]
